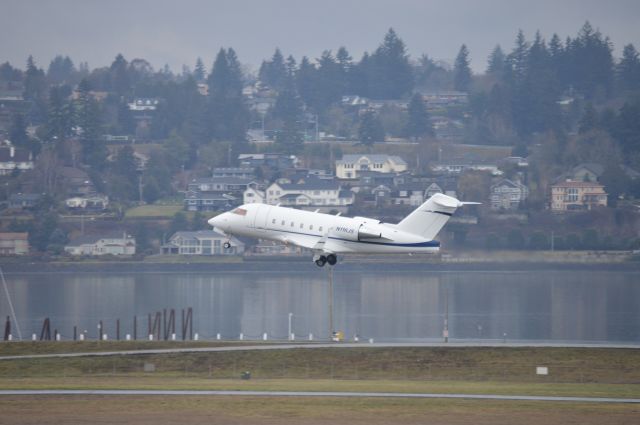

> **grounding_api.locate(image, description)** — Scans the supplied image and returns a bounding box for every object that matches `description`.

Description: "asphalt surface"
[1,342,639,361]
[0,389,638,404]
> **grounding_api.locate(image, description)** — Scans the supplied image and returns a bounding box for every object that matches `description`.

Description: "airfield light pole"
[288,312,293,341]
[443,281,449,343]
[328,266,334,340]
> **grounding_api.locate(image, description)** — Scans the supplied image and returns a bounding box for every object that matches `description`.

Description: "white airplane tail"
[396,193,466,240]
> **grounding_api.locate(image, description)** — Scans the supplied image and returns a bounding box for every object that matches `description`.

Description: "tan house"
[0,233,29,255]
[550,181,607,211]
[65,233,136,256]
[335,154,407,179]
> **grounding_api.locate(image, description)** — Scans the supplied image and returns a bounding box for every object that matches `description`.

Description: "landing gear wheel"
[315,255,327,267]
[326,254,337,266]
[223,241,231,249]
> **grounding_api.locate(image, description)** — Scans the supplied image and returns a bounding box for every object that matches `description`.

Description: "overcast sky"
[2,0,639,75]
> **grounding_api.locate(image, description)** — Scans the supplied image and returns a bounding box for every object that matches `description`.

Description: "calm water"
[1,266,639,343]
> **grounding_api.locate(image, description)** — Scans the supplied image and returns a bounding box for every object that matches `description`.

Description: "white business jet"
[208,193,477,267]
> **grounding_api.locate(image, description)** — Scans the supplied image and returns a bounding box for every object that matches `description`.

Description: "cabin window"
[281,220,285,225]
[319,226,323,232]
[231,208,247,216]
[300,223,304,229]
[272,219,276,224]
[291,222,294,227]
[309,225,314,230]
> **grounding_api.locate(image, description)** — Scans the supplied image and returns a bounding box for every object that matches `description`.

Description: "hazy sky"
[2,0,640,74]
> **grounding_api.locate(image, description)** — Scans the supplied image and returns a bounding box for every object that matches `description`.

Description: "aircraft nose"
[208,215,221,227]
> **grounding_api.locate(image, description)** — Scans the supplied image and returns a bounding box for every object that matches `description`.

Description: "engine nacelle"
[358,225,382,239]
[332,223,383,241]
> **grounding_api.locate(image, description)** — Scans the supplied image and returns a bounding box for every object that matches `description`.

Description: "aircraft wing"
[279,232,335,254]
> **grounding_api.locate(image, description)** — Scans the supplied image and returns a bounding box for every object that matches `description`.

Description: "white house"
[490,179,529,211]
[161,230,244,256]
[335,154,408,179]
[243,186,266,204]
[65,233,136,256]
[265,178,354,208]
[0,140,33,175]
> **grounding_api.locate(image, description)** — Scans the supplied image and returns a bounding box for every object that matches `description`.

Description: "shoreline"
[1,253,639,273]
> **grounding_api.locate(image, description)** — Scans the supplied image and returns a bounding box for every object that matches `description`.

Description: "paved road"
[1,342,639,361]
[1,389,639,404]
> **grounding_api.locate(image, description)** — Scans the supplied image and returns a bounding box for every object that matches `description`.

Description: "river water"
[1,264,639,343]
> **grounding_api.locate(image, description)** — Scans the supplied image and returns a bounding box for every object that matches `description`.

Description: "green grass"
[124,204,182,218]
[1,345,639,386]
[1,377,639,398]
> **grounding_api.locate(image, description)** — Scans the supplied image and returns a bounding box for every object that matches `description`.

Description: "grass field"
[2,395,639,425]
[124,204,182,218]
[1,343,639,424]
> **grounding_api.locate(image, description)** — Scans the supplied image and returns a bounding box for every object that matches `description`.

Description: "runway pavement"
[1,341,639,361]
[1,389,639,403]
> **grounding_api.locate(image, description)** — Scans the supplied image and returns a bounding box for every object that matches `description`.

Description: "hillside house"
[336,154,408,179]
[550,181,607,211]
[264,177,354,211]
[490,179,529,211]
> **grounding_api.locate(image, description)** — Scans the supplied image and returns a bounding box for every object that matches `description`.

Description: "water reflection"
[1,269,638,343]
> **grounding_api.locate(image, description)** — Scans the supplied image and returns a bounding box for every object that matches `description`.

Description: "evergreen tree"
[453,44,472,91]
[207,48,249,142]
[193,57,206,82]
[47,55,75,84]
[24,56,47,123]
[46,85,74,142]
[404,93,433,140]
[617,44,640,93]
[275,115,303,154]
[358,110,385,145]
[285,55,297,77]
[486,45,505,77]
[296,56,316,107]
[336,46,353,93]
[109,53,130,96]
[259,48,287,89]
[112,145,139,182]
[312,50,343,113]
[569,21,614,98]
[578,103,598,134]
[9,113,29,147]
[75,78,105,168]
[368,28,414,99]
[169,212,189,234]
[507,30,529,85]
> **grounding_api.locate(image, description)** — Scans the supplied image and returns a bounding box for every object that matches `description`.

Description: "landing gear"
[223,241,231,249]
[314,254,337,267]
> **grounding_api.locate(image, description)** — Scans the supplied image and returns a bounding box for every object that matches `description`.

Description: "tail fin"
[396,193,462,240]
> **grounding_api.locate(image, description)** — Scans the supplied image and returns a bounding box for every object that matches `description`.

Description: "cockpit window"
[231,208,247,216]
